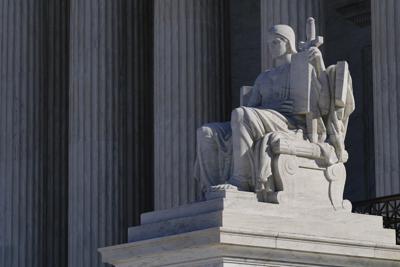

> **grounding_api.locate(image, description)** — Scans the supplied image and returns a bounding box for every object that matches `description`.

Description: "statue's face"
[268,36,289,59]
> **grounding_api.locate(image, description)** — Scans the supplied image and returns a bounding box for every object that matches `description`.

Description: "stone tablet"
[290,51,312,114]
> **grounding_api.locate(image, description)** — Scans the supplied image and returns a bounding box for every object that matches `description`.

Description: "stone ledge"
[100,227,400,267]
[131,190,394,245]
[100,189,400,266]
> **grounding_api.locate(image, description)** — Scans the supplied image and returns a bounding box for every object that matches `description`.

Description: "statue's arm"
[246,83,261,107]
[246,71,270,107]
[308,47,326,78]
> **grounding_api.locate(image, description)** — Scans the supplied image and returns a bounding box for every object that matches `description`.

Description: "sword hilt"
[298,17,324,51]
[306,17,316,42]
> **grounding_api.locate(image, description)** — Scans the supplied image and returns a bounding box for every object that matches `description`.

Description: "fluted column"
[69,1,124,266]
[0,0,45,266]
[154,0,231,210]
[125,0,154,226]
[260,0,325,70]
[371,0,400,196]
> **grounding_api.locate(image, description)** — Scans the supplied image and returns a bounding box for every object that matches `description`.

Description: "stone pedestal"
[99,188,400,267]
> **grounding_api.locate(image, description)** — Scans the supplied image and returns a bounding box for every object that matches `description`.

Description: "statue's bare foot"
[228,176,250,191]
[206,183,238,192]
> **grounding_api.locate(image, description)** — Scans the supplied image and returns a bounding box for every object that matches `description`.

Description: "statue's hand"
[308,47,326,73]
[277,99,293,114]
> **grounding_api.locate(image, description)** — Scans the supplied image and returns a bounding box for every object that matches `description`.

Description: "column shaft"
[371,0,400,196]
[154,0,231,210]
[260,0,325,70]
[69,1,124,266]
[0,0,45,266]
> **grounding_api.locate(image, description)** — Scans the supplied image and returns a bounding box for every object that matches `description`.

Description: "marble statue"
[194,18,355,209]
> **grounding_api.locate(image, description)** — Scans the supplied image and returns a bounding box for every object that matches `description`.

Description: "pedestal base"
[99,188,400,266]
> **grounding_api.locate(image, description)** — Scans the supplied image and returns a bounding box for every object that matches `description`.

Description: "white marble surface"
[99,188,400,267]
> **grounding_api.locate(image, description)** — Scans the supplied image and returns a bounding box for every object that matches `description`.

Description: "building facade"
[0,0,398,266]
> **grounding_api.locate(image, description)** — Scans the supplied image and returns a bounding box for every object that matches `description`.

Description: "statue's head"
[267,25,297,58]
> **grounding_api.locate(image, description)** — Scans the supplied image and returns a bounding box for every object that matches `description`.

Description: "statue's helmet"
[268,24,297,53]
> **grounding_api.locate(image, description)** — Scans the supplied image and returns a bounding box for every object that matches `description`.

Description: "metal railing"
[352,194,400,244]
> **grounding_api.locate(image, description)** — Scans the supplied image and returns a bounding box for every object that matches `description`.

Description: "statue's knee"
[197,125,213,139]
[231,107,244,124]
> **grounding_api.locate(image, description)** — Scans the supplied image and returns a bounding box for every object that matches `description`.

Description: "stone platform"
[99,188,400,266]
